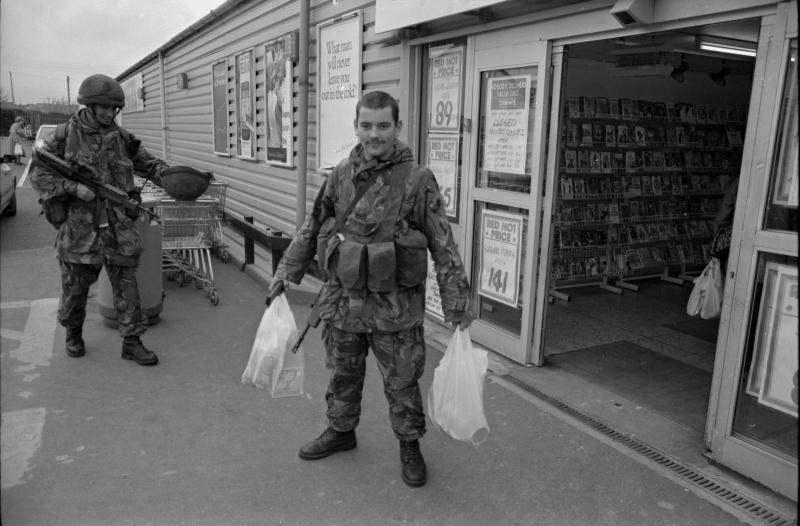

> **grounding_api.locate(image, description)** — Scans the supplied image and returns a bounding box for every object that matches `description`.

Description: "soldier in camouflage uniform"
[30,74,170,366]
[269,91,473,487]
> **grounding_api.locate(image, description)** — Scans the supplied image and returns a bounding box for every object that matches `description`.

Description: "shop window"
[419,40,467,221]
[764,39,798,232]
[471,201,529,335]
[476,66,538,193]
[733,252,798,460]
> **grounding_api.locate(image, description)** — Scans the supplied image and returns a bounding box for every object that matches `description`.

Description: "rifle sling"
[330,169,380,239]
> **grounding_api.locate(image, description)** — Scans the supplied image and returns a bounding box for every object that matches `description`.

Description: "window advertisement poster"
[317,12,362,170]
[211,60,230,155]
[755,263,798,417]
[483,75,531,175]
[428,45,463,132]
[265,38,294,167]
[235,49,256,159]
[120,73,144,113]
[425,251,445,321]
[426,134,459,217]
[478,209,523,307]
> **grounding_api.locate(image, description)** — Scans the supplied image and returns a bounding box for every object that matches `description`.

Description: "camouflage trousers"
[57,260,146,338]
[324,325,427,441]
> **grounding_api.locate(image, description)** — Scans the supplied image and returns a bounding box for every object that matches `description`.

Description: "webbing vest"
[323,161,429,294]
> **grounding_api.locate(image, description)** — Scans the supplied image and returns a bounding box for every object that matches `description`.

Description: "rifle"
[290,286,323,354]
[34,149,160,223]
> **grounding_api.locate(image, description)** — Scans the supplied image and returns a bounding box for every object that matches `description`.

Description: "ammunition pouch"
[366,242,396,292]
[394,228,428,287]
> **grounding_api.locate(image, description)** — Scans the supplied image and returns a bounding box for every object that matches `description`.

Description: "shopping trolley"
[199,182,229,262]
[156,200,221,305]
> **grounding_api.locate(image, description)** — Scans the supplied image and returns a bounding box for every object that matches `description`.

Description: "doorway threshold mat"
[664,318,719,344]
[546,340,711,431]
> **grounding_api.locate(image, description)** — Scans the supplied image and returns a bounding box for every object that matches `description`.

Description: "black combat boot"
[298,427,357,460]
[65,326,86,357]
[121,336,158,366]
[400,439,427,487]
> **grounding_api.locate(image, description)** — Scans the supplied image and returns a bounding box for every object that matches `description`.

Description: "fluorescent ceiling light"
[696,36,756,57]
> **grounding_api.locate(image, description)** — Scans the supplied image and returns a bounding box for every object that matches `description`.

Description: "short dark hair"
[355,91,399,124]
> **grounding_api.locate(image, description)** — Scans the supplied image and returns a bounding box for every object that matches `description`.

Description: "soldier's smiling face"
[355,106,401,161]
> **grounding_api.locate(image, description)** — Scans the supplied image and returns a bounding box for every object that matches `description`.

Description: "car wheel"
[1,192,16,217]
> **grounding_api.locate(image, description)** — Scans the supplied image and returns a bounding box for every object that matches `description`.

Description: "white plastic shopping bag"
[13,143,23,156]
[686,257,723,319]
[241,295,305,397]
[427,327,490,445]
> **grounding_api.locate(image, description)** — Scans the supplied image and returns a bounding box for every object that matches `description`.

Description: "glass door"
[463,37,551,364]
[708,6,798,499]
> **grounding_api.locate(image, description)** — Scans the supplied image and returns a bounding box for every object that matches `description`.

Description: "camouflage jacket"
[30,109,167,266]
[274,140,471,332]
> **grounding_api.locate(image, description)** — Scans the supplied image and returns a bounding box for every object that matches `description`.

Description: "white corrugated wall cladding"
[119,0,402,279]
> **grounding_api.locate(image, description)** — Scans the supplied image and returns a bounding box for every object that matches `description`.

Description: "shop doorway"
[541,20,759,440]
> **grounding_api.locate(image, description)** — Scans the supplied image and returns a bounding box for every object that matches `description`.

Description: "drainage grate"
[502,373,797,526]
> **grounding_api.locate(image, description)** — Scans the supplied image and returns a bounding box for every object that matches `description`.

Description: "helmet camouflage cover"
[77,74,125,107]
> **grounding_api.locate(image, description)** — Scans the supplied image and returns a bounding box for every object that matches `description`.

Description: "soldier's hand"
[75,183,96,202]
[266,279,286,306]
[452,309,475,331]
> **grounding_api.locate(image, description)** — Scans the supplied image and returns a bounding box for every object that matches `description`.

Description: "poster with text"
[483,75,531,175]
[211,61,230,155]
[478,209,523,307]
[235,49,256,159]
[317,12,362,170]
[426,134,459,217]
[425,251,445,321]
[265,38,294,167]
[757,263,798,417]
[428,45,463,132]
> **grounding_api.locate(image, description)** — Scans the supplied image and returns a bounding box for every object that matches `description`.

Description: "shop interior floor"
[545,340,711,432]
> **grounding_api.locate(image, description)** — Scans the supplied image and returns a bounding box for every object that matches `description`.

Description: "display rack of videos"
[552,95,745,297]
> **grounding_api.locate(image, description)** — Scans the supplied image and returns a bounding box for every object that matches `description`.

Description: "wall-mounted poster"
[265,38,294,167]
[483,75,531,175]
[211,60,230,156]
[478,208,523,307]
[235,49,256,159]
[428,45,464,132]
[317,11,362,170]
[426,134,459,217]
[120,73,144,113]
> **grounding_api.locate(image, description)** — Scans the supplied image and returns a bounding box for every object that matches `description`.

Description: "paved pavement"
[0,162,766,525]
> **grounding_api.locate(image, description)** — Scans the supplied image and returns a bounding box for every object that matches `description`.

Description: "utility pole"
[67,76,71,105]
[8,71,15,104]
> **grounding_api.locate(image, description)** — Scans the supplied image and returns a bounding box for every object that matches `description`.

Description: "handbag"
[241,294,305,397]
[686,257,723,319]
[427,328,490,445]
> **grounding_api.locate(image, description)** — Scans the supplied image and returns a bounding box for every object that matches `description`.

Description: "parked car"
[20,124,58,188]
[1,162,17,216]
[34,124,57,151]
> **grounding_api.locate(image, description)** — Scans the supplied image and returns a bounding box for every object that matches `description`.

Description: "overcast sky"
[1,0,224,105]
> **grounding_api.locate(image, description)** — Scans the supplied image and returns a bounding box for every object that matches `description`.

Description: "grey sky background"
[1,0,223,105]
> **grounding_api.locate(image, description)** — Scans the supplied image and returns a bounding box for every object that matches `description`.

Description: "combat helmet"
[77,74,125,107]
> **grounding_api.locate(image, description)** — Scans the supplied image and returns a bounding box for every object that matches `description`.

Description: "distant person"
[30,74,171,366]
[712,175,739,273]
[9,116,29,164]
[268,91,474,488]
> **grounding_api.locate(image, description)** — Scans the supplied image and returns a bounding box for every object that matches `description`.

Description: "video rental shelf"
[550,95,744,300]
